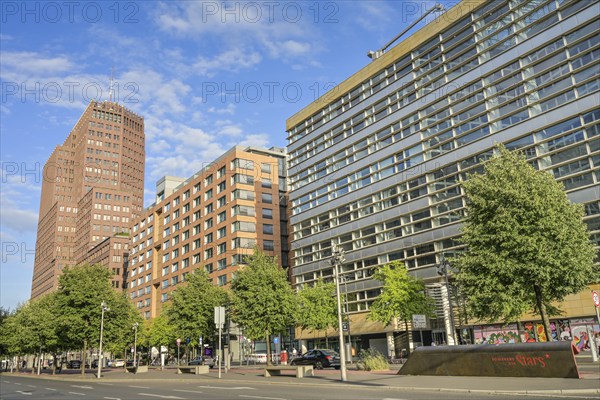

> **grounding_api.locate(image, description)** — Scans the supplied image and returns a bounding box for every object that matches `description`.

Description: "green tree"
[456,145,597,340]
[164,269,228,361]
[296,279,337,347]
[230,249,297,365]
[368,261,434,333]
[55,263,139,375]
[144,314,176,368]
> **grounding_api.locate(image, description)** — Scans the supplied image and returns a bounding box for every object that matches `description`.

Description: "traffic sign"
[273,337,279,344]
[593,291,600,307]
[412,314,427,329]
[342,321,349,331]
[214,306,225,328]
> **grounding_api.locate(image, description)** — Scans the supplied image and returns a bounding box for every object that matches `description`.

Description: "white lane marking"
[26,385,36,388]
[45,388,57,391]
[15,391,31,396]
[198,386,255,390]
[3,380,10,383]
[129,385,151,389]
[69,392,87,396]
[238,396,287,400]
[104,397,122,400]
[71,385,94,389]
[137,394,184,399]
[174,389,204,394]
[14,383,22,386]
[98,383,114,386]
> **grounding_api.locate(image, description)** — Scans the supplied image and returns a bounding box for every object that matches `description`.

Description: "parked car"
[67,359,82,369]
[188,356,215,368]
[290,349,341,369]
[111,359,125,368]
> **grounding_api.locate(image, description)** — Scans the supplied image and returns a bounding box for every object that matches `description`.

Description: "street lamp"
[132,323,139,368]
[342,274,352,364]
[97,301,109,379]
[437,258,457,345]
[331,243,347,382]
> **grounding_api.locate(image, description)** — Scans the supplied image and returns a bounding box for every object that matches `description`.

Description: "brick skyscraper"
[32,100,145,299]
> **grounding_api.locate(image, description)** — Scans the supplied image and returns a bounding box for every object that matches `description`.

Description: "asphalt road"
[1,375,598,400]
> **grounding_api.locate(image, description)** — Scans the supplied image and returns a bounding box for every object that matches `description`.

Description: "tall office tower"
[32,101,145,299]
[127,146,288,320]
[287,0,599,355]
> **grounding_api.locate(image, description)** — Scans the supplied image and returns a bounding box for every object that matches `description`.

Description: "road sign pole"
[592,291,600,326]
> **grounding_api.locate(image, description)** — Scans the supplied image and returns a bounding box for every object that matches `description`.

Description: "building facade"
[127,146,288,320]
[32,101,145,298]
[286,0,599,356]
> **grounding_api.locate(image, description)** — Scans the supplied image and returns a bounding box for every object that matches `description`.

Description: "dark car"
[68,359,82,369]
[289,349,341,369]
[188,356,215,368]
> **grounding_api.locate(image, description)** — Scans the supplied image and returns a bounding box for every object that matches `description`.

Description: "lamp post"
[331,244,347,382]
[97,301,109,379]
[342,275,352,363]
[132,323,139,368]
[437,258,456,345]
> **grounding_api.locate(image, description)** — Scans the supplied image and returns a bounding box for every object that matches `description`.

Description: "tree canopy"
[230,249,297,365]
[296,279,337,336]
[456,145,597,340]
[368,261,434,328]
[164,269,228,350]
[57,264,140,373]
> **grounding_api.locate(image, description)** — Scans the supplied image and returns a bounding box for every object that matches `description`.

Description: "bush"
[358,348,389,371]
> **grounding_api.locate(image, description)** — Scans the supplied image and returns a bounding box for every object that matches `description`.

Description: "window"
[263,224,274,235]
[233,205,255,217]
[205,218,213,229]
[217,211,227,223]
[261,163,272,173]
[204,248,213,260]
[217,274,227,286]
[217,227,227,239]
[205,174,213,185]
[205,203,213,214]
[205,233,213,244]
[217,181,226,193]
[217,258,227,270]
[218,196,227,208]
[217,242,226,255]
[262,208,273,219]
[205,189,213,200]
[205,263,213,273]
[217,166,226,178]
[262,193,273,204]
[232,173,254,185]
[263,240,274,251]
[261,178,272,188]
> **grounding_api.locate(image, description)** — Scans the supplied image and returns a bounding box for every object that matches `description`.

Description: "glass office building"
[286,0,599,355]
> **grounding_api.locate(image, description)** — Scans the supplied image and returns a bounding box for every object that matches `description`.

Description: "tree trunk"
[52,354,57,375]
[533,285,552,342]
[82,339,87,376]
[325,332,329,348]
[265,334,272,366]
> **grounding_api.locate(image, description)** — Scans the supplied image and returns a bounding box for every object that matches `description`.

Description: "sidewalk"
[4,356,599,396]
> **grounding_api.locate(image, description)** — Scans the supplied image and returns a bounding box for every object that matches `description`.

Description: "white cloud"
[192,49,262,77]
[235,133,270,148]
[0,51,74,76]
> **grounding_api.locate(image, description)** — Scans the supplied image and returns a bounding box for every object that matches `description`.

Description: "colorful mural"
[474,324,520,344]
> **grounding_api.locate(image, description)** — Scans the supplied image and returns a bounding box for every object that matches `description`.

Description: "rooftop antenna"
[368,3,445,61]
[109,66,115,103]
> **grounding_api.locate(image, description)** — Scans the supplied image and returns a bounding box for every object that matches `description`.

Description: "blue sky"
[0,1,446,310]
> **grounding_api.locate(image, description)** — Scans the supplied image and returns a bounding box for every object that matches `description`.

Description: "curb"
[3,372,599,395]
